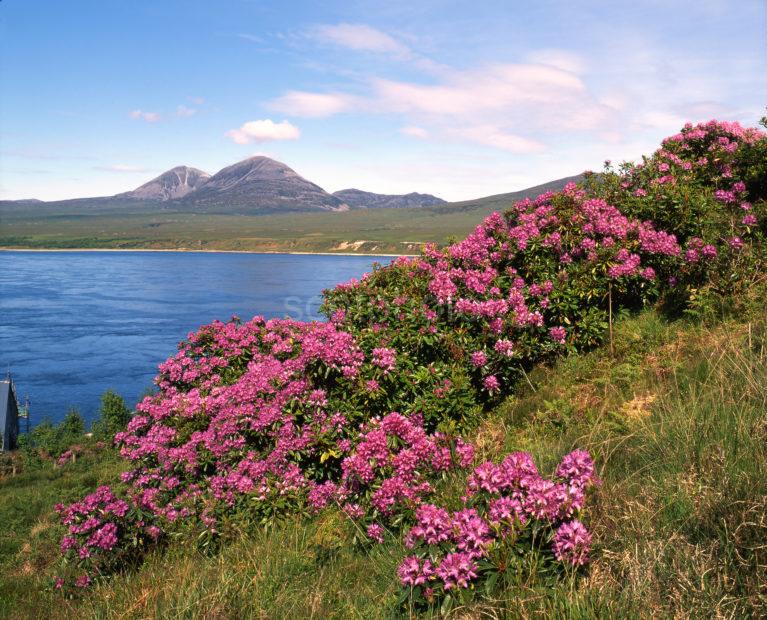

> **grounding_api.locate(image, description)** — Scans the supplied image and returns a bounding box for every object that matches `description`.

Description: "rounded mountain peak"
[124,165,210,201]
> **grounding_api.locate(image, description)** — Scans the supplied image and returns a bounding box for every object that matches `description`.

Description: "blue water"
[0,251,389,425]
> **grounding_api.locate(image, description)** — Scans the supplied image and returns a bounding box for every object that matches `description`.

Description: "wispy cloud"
[312,23,410,56]
[267,91,355,118]
[524,49,587,74]
[129,110,161,122]
[176,105,197,118]
[3,149,94,161]
[447,125,544,153]
[93,164,155,173]
[187,96,205,105]
[399,126,429,139]
[237,33,264,44]
[269,60,608,152]
[225,119,301,144]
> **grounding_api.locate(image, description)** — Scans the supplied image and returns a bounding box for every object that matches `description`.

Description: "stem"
[608,282,614,357]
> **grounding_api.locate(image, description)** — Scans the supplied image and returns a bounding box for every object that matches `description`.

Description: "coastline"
[0,247,415,257]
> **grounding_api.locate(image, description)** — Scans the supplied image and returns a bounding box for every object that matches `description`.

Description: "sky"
[1,0,765,202]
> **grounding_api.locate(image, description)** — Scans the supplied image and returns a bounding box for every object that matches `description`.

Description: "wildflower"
[494,339,515,356]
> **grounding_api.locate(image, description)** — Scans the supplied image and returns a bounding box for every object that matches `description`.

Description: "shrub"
[54,485,158,593]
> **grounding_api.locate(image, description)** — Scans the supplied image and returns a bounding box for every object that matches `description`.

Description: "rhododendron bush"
[53,119,766,600]
[590,120,767,297]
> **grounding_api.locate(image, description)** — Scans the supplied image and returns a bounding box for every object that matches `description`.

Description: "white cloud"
[225,119,301,144]
[176,105,197,118]
[313,23,410,56]
[268,91,354,118]
[129,110,161,122]
[400,126,429,139]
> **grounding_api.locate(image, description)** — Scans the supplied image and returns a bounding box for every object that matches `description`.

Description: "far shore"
[0,247,416,257]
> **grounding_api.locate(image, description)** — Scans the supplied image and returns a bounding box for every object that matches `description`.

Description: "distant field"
[0,208,476,254]
[0,176,580,254]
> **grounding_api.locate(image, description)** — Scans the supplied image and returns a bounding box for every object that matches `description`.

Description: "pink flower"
[398,556,435,586]
[75,574,92,588]
[552,520,592,566]
[742,214,757,226]
[549,327,567,345]
[366,523,385,543]
[483,375,500,392]
[470,350,488,367]
[436,552,478,590]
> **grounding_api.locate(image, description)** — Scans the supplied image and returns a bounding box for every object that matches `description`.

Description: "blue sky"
[1,0,765,201]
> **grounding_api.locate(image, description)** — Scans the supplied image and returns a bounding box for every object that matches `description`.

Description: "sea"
[0,251,390,425]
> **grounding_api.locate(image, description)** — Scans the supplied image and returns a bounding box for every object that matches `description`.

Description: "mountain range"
[1,156,446,215]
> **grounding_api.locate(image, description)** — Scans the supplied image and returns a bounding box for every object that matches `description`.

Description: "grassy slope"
[0,177,581,254]
[2,304,765,619]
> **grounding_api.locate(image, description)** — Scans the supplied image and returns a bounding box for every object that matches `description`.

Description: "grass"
[0,452,126,619]
[1,308,765,618]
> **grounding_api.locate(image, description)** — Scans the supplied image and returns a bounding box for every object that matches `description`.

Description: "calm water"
[0,251,389,425]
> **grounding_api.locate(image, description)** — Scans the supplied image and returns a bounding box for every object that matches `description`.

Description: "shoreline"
[0,247,416,257]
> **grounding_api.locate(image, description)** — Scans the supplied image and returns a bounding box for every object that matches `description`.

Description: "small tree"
[92,390,132,438]
[59,408,85,443]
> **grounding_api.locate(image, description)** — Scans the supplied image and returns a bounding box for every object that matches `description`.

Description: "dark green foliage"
[23,409,86,458]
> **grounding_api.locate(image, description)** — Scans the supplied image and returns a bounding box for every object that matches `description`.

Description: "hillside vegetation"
[0,118,765,619]
[2,306,766,619]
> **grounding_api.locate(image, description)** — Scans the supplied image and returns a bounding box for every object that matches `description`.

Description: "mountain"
[121,166,210,201]
[177,156,347,214]
[332,189,445,209]
[0,155,579,219]
[0,198,44,207]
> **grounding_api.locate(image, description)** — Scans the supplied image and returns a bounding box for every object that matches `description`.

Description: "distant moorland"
[0,171,580,254]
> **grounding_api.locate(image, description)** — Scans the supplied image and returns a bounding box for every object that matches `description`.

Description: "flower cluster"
[610,119,766,290]
[398,450,598,605]
[337,413,474,529]
[55,486,151,590]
